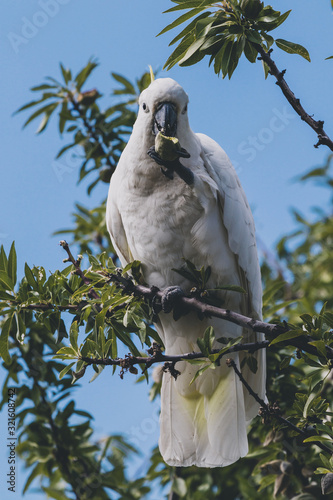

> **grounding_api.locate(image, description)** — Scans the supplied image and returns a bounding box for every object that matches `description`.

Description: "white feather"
[106,78,266,467]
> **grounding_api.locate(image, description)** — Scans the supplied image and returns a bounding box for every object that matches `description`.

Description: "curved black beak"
[153,102,177,137]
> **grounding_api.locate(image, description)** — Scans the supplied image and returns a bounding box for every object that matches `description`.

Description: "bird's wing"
[196,133,266,418]
[106,172,133,267]
[196,132,262,319]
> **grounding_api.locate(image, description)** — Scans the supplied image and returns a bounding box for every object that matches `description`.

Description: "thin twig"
[69,97,115,171]
[227,358,333,455]
[254,44,333,151]
[16,303,79,312]
[80,340,269,369]
[60,240,100,300]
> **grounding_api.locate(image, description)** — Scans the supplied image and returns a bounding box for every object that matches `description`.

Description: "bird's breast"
[117,175,203,289]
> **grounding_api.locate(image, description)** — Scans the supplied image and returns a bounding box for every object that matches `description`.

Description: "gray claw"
[161,286,184,314]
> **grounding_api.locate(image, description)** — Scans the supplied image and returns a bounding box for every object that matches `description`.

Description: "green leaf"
[59,362,75,380]
[308,340,327,359]
[23,102,59,129]
[158,8,206,37]
[0,291,15,301]
[53,346,77,358]
[60,63,72,84]
[326,55,333,60]
[204,326,215,352]
[59,100,68,135]
[314,467,332,474]
[245,29,262,44]
[30,83,58,91]
[172,265,197,282]
[164,1,212,14]
[98,326,106,356]
[221,40,234,78]
[36,103,59,134]
[322,312,333,328]
[24,263,38,290]
[320,453,332,470]
[186,358,206,365]
[104,339,113,357]
[262,280,285,305]
[164,33,195,70]
[172,476,187,497]
[261,32,275,49]
[300,351,323,368]
[275,39,311,62]
[178,37,207,66]
[269,328,304,345]
[169,11,211,46]
[69,321,79,353]
[265,299,298,317]
[111,73,136,95]
[280,355,292,370]
[74,58,98,91]
[0,271,14,291]
[303,435,332,443]
[244,39,258,63]
[0,245,8,273]
[246,355,258,374]
[258,474,276,491]
[0,315,13,364]
[89,364,105,383]
[196,337,209,357]
[23,463,44,494]
[41,487,70,500]
[262,60,270,79]
[15,96,53,114]
[95,307,108,332]
[257,10,291,31]
[15,311,26,344]
[112,323,142,359]
[7,242,17,287]
[190,364,210,384]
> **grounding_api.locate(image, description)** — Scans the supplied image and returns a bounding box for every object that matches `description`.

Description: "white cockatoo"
[106,78,266,468]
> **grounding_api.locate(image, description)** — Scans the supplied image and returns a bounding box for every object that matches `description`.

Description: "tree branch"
[227,358,333,455]
[106,271,333,360]
[80,340,270,370]
[8,241,333,365]
[68,96,116,171]
[60,240,100,300]
[254,44,333,151]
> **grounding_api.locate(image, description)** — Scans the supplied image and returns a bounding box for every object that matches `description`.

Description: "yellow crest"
[149,65,155,83]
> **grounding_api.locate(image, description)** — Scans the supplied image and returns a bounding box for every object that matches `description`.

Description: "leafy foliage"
[160,0,310,78]
[1,277,151,499]
[16,60,155,194]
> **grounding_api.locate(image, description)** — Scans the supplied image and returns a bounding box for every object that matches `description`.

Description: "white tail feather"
[157,315,256,468]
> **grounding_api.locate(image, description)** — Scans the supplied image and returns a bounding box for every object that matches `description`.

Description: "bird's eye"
[182,104,188,114]
[142,103,149,112]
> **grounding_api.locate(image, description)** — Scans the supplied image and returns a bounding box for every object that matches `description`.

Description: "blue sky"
[1,1,333,498]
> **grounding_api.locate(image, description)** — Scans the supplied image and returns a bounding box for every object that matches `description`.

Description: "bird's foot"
[161,286,185,314]
[147,147,193,185]
[151,286,162,315]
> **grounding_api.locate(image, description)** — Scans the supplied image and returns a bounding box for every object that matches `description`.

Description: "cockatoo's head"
[137,78,190,145]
